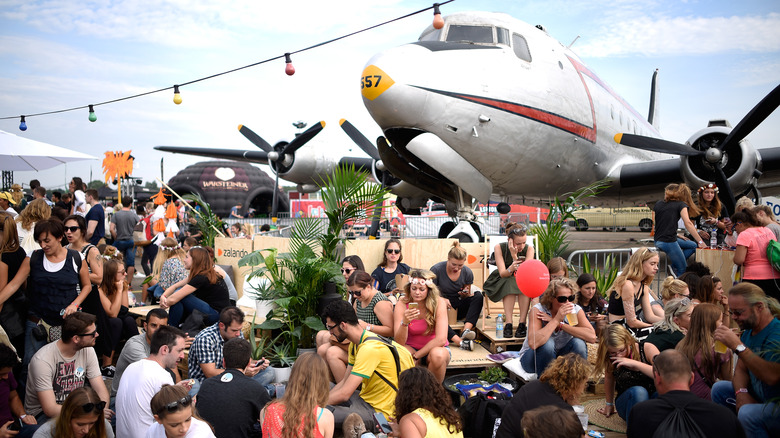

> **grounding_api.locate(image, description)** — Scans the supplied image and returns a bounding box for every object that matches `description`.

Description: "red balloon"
[514,259,550,298]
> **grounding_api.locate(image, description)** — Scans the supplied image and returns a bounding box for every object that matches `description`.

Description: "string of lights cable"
[1,1,453,130]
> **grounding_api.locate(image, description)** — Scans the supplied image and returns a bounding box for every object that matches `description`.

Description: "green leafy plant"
[478,367,508,384]
[582,253,619,298]
[531,180,609,263]
[182,192,225,248]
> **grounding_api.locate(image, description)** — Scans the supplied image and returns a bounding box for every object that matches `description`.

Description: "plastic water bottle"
[710,231,717,249]
[496,313,504,338]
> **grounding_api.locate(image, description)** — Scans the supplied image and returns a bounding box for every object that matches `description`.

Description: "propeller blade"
[339,119,381,161]
[280,121,326,156]
[719,83,780,151]
[713,164,736,215]
[238,124,273,153]
[614,133,704,156]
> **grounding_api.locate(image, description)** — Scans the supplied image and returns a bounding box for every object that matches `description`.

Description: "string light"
[173,85,182,105]
[433,3,444,29]
[284,53,295,76]
[0,1,455,128]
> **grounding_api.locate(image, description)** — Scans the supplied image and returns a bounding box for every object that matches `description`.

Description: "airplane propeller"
[237,121,326,217]
[615,83,780,214]
[339,119,381,161]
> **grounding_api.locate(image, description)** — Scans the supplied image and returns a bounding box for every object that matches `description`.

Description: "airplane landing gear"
[439,188,483,242]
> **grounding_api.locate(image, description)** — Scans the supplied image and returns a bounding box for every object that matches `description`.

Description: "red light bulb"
[284,53,295,76]
[433,3,444,29]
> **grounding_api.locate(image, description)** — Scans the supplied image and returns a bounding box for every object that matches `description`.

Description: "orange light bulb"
[284,53,295,76]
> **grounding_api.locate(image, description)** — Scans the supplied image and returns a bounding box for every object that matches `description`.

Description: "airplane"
[156,11,780,242]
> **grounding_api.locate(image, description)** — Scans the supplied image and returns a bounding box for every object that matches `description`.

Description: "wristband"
[401,322,409,327]
[605,402,614,406]
[367,324,372,332]
[20,414,27,419]
[736,388,749,395]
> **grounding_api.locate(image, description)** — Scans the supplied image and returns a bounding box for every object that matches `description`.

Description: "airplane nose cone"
[361,44,435,129]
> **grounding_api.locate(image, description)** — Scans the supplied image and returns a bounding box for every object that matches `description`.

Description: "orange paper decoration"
[150,188,167,205]
[102,150,134,183]
[153,219,166,233]
[165,203,178,219]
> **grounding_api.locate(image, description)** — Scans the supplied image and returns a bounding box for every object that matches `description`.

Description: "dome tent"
[167,161,288,218]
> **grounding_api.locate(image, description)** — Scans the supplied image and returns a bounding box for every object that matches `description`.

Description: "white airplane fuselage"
[361,12,667,205]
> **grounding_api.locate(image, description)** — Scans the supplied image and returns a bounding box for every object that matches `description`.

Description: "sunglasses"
[509,226,527,235]
[155,396,192,415]
[82,401,107,414]
[386,249,401,254]
[729,308,748,317]
[349,289,362,297]
[64,226,80,233]
[556,295,576,303]
[341,268,354,274]
[78,330,98,338]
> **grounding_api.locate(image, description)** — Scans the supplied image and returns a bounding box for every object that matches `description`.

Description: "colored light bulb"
[284,53,295,76]
[173,85,182,105]
[433,4,444,29]
[88,105,97,122]
[19,116,27,131]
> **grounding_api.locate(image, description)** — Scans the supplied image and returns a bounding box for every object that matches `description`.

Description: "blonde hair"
[447,241,467,261]
[402,269,441,335]
[15,198,51,231]
[735,196,754,212]
[9,184,23,204]
[593,325,639,378]
[664,184,700,217]
[539,277,579,311]
[660,276,688,301]
[0,212,21,253]
[612,248,659,294]
[152,237,185,277]
[654,297,694,332]
[269,352,330,438]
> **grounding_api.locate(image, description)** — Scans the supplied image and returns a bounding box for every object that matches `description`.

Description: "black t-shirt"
[371,263,410,294]
[653,200,687,242]
[644,328,684,353]
[188,274,231,312]
[627,390,745,438]
[495,380,571,438]
[197,369,270,437]
[1,247,27,283]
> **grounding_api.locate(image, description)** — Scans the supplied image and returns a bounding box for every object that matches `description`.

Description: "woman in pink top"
[732,210,780,300]
[394,269,450,383]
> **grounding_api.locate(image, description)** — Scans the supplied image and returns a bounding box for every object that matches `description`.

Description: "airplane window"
[610,105,615,120]
[512,33,532,62]
[497,27,510,45]
[419,28,442,42]
[446,25,494,44]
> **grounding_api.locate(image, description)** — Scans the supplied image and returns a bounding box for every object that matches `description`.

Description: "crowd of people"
[1,179,779,438]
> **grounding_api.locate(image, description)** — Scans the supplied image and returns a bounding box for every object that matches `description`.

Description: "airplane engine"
[276,148,336,188]
[680,124,760,197]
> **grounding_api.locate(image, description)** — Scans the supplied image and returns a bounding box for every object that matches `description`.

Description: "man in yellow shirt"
[324,300,414,430]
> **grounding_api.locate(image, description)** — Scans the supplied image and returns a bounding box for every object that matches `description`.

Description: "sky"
[1,0,779,194]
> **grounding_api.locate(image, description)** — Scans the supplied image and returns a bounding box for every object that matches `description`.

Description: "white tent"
[0,130,97,171]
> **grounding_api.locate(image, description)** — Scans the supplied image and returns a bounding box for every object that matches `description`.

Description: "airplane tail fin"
[647,69,660,131]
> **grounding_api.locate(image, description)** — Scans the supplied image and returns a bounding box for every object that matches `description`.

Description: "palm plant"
[182,193,225,248]
[582,253,619,298]
[531,179,609,263]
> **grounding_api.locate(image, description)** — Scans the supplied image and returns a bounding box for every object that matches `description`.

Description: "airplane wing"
[155,146,269,164]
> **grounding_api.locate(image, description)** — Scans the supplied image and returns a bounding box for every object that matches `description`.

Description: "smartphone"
[409,302,418,309]
[373,412,392,433]
[518,256,526,262]
[8,419,23,432]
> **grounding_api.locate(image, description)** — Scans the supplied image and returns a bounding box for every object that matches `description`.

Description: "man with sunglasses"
[712,283,780,438]
[24,312,111,423]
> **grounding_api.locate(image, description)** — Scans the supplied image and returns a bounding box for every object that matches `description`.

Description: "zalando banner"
[214,237,254,298]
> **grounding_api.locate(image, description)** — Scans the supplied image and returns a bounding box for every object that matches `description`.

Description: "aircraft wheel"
[450,232,474,243]
[575,219,589,231]
[639,219,653,232]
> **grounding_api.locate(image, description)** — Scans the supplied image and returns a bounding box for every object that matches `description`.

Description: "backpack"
[351,335,402,391]
[651,400,707,438]
[766,239,780,273]
[458,391,511,438]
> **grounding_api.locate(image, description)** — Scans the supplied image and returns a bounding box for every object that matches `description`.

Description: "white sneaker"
[460,339,474,351]
[461,328,476,340]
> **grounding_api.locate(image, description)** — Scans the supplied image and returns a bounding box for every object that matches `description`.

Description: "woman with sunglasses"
[594,324,655,422]
[340,255,365,292]
[483,223,535,338]
[607,248,662,341]
[160,247,230,327]
[394,269,451,383]
[675,303,733,400]
[642,297,694,365]
[33,387,113,438]
[0,212,28,355]
[317,270,393,382]
[371,239,410,303]
[63,215,103,286]
[0,219,92,365]
[518,278,595,374]
[147,385,214,438]
[731,209,780,301]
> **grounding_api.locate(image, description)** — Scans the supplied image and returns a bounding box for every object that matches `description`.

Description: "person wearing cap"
[0,192,18,218]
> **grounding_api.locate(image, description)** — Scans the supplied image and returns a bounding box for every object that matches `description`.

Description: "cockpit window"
[512,33,532,62]
[446,25,493,44]
[497,27,510,46]
[419,28,442,42]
